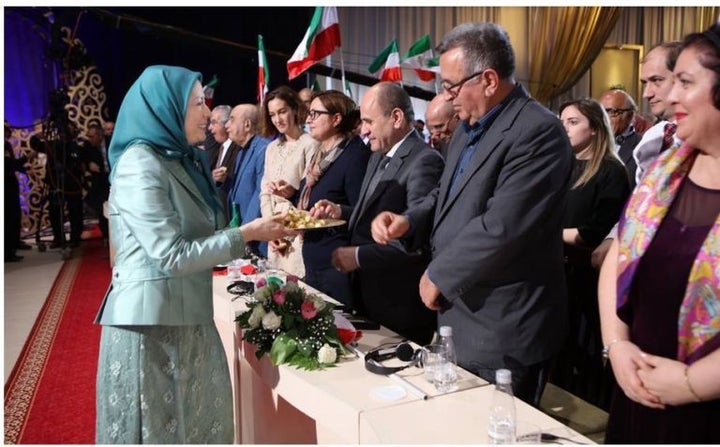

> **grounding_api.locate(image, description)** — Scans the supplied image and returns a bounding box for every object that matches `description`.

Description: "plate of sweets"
[281,208,345,230]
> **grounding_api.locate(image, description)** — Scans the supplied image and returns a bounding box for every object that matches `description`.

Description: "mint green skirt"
[96,324,233,443]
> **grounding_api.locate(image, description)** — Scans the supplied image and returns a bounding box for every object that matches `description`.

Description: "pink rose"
[286,275,300,284]
[273,290,286,305]
[301,301,318,319]
[255,278,267,288]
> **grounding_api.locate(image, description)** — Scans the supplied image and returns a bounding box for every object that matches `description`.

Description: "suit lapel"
[434,94,530,230]
[350,135,417,230]
[166,160,213,219]
[221,143,238,169]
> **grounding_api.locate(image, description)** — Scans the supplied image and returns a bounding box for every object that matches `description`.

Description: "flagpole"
[339,47,348,97]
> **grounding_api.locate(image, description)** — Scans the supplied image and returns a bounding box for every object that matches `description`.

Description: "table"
[359,385,592,443]
[212,273,592,444]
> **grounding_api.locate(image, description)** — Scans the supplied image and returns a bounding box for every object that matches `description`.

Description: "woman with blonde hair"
[553,98,631,408]
[259,86,317,277]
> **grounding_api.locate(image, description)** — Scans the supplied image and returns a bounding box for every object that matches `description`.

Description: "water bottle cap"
[439,326,452,336]
[496,368,512,384]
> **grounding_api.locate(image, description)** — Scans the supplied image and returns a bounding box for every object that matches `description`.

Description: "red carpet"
[4,240,111,444]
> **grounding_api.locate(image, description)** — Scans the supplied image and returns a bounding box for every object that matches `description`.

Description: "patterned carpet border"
[4,255,81,444]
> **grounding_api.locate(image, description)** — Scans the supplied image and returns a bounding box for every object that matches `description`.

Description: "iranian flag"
[402,35,436,82]
[424,55,441,74]
[203,75,218,108]
[257,35,269,103]
[287,7,341,80]
[368,39,402,82]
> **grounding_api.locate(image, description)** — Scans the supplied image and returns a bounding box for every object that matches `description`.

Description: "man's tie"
[364,155,391,202]
[660,122,677,153]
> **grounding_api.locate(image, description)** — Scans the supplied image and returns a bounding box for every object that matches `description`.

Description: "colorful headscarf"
[617,143,720,364]
[108,65,221,217]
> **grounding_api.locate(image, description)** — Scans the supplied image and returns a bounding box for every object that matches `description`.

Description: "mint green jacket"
[96,143,246,325]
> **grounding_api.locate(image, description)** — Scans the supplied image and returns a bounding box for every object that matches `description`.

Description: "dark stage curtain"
[4,10,57,128]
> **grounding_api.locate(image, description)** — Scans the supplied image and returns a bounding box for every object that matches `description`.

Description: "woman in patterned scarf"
[598,25,720,443]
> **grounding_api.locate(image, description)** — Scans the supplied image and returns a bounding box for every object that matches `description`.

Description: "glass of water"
[421,344,445,383]
[433,348,459,393]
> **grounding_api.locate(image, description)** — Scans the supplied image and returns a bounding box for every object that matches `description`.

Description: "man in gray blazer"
[372,22,573,405]
[314,82,444,344]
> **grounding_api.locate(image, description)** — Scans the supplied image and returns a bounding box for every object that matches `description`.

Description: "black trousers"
[48,191,84,244]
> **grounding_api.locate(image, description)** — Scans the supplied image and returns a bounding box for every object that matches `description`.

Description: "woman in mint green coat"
[95,65,294,444]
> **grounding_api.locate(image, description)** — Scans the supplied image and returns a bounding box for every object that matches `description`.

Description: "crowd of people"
[6,18,718,445]
[4,117,115,262]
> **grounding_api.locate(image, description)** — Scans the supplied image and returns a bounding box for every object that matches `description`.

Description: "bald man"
[598,89,641,189]
[226,104,271,254]
[425,93,459,158]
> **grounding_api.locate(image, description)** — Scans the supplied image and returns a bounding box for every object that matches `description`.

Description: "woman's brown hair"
[559,98,623,188]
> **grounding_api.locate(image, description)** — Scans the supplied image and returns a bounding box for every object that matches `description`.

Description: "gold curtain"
[642,6,719,45]
[528,7,622,105]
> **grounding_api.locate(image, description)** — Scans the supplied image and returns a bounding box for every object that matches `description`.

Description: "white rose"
[309,294,327,311]
[317,344,337,364]
[248,305,266,329]
[262,311,282,331]
[284,281,300,293]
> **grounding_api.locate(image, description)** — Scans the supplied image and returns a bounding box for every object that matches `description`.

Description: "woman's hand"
[268,180,296,199]
[310,199,340,219]
[638,354,695,406]
[608,340,665,409]
[240,215,297,242]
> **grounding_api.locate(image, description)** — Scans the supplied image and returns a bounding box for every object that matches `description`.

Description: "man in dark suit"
[598,89,642,189]
[371,22,573,405]
[208,105,240,221]
[313,82,444,344]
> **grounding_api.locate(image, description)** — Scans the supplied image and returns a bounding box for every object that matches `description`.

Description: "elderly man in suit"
[371,22,573,405]
[208,105,240,220]
[226,104,270,256]
[598,89,642,189]
[313,82,444,344]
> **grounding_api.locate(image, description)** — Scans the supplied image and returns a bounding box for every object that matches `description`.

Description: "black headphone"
[364,342,422,375]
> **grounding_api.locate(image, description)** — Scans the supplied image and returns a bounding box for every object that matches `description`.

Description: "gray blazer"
[96,144,246,326]
[407,85,573,371]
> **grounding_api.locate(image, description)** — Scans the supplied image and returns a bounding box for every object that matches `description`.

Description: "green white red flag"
[287,7,341,80]
[203,75,218,108]
[402,34,436,82]
[368,39,402,82]
[257,35,269,103]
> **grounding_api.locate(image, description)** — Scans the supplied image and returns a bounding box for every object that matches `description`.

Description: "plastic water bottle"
[488,369,516,444]
[433,325,458,392]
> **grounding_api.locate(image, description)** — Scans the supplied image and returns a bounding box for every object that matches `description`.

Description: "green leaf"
[270,333,297,365]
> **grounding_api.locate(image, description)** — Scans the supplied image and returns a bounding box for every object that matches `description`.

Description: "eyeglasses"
[307,109,333,121]
[441,70,485,98]
[604,108,633,117]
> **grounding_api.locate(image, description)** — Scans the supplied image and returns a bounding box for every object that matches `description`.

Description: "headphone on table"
[364,342,423,375]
